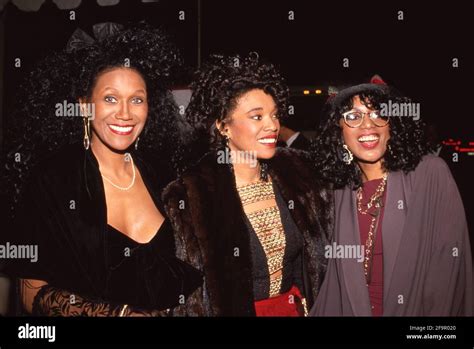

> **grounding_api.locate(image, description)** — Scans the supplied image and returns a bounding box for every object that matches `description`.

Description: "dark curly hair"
[185,53,289,158]
[2,23,185,217]
[312,83,433,189]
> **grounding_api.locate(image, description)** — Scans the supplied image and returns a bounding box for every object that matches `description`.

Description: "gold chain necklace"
[357,173,387,284]
[357,173,387,213]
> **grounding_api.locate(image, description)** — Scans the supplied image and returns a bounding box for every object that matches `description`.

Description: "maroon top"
[357,177,387,316]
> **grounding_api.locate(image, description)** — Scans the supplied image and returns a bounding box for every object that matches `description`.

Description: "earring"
[224,135,234,173]
[83,117,90,150]
[342,144,353,165]
[223,133,232,154]
[259,161,269,182]
[223,134,231,154]
[135,137,140,150]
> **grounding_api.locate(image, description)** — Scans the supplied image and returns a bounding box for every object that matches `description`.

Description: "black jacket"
[7,143,201,311]
[163,147,333,316]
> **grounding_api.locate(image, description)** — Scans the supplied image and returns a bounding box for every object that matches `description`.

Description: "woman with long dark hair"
[163,53,333,316]
[3,23,201,316]
[310,81,472,316]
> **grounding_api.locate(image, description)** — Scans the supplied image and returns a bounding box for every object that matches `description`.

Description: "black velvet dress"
[7,143,202,313]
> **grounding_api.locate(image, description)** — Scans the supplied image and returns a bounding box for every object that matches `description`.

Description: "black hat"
[327,83,389,110]
[321,81,390,125]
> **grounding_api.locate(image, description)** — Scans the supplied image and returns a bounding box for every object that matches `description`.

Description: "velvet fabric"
[6,142,202,311]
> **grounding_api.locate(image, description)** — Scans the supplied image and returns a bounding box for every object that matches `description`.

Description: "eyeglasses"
[341,110,390,128]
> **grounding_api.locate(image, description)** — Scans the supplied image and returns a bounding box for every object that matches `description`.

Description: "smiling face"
[340,95,390,164]
[218,89,280,160]
[86,67,148,152]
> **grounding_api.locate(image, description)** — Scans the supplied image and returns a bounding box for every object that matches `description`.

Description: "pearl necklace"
[101,153,136,191]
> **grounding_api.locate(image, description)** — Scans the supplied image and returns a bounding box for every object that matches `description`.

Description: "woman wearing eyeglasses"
[309,82,472,316]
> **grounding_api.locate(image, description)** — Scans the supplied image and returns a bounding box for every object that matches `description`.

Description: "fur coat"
[163,148,333,316]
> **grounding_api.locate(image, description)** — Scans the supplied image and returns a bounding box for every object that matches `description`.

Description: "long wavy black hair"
[312,83,433,189]
[2,23,185,217]
[185,52,289,161]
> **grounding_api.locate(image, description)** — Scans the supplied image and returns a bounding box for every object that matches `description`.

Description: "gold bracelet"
[119,304,128,317]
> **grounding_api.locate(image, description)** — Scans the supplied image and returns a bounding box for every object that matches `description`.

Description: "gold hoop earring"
[342,144,353,165]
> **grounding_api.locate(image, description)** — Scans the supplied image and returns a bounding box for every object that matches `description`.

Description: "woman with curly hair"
[162,53,333,316]
[4,23,201,316]
[310,81,472,316]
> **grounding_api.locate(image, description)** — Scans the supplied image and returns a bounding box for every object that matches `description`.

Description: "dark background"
[1,0,472,234]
